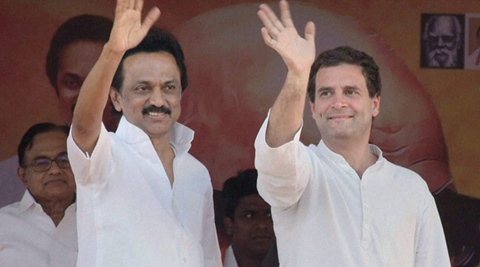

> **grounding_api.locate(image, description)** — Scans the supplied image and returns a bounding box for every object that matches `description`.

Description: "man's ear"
[109,87,123,112]
[17,167,28,187]
[224,217,234,236]
[310,100,317,120]
[372,95,380,118]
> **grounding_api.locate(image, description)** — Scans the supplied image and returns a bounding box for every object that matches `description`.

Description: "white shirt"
[67,117,221,267]
[0,190,77,267]
[464,47,480,69]
[223,245,238,267]
[254,117,450,266]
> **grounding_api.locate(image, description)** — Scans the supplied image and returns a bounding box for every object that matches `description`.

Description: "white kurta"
[0,191,77,267]
[254,116,450,266]
[67,117,221,267]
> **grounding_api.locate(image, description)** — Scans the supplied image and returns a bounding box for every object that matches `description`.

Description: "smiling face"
[224,194,275,262]
[57,40,121,131]
[110,52,182,140]
[310,64,380,145]
[18,131,75,203]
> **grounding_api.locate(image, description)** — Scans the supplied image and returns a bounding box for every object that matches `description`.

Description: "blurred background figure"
[0,123,77,267]
[0,14,120,208]
[221,169,278,267]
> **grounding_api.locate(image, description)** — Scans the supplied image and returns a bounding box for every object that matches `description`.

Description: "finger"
[259,3,284,30]
[257,9,281,37]
[116,0,127,14]
[304,21,316,43]
[260,27,276,48]
[257,10,274,31]
[134,0,143,12]
[141,7,161,32]
[127,0,135,9]
[279,0,294,28]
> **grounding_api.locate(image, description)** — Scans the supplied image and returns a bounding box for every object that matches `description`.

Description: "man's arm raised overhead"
[257,0,316,147]
[71,0,160,154]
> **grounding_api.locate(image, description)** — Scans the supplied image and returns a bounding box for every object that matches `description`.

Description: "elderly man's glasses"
[25,154,71,172]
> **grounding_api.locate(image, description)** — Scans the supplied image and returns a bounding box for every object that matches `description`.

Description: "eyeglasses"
[24,154,71,172]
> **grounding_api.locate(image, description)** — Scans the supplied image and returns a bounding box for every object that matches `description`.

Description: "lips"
[45,179,67,186]
[327,114,352,120]
[251,233,274,241]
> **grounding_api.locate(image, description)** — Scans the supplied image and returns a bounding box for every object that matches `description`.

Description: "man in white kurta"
[67,1,221,266]
[68,118,219,266]
[255,117,450,266]
[254,1,450,266]
[0,191,77,267]
[0,123,77,267]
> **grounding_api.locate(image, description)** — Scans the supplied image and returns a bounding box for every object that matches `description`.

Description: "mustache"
[142,105,171,115]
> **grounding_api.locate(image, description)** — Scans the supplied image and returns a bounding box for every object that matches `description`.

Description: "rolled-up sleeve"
[67,124,111,189]
[254,115,312,209]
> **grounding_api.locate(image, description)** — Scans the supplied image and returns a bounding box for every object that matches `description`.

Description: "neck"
[235,253,265,267]
[324,137,377,177]
[150,135,176,186]
[36,195,74,226]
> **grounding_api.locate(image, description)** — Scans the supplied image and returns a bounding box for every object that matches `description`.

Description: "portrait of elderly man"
[421,14,464,69]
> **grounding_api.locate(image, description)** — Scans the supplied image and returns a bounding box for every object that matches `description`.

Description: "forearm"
[72,43,125,153]
[266,70,310,147]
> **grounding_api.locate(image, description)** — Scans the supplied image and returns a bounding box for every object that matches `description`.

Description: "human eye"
[134,84,149,92]
[244,212,253,219]
[33,157,51,169]
[61,76,82,90]
[318,90,331,97]
[164,84,177,92]
[56,154,70,168]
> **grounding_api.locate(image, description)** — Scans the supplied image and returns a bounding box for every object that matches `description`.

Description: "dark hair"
[46,14,113,95]
[112,27,188,93]
[222,169,259,220]
[18,123,70,167]
[307,46,381,102]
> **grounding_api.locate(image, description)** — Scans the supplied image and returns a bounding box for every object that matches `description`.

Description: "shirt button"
[364,224,369,230]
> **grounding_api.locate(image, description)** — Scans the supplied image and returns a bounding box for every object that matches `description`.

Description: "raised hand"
[108,0,161,53]
[257,0,316,74]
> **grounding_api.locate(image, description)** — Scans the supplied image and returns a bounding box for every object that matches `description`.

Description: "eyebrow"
[32,151,68,160]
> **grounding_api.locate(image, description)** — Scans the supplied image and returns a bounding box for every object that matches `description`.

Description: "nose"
[437,36,445,47]
[47,161,63,175]
[149,88,165,106]
[331,93,347,109]
[254,215,273,230]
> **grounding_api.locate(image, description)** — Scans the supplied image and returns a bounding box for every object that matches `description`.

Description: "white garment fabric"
[464,47,480,69]
[67,117,221,267]
[0,155,25,208]
[0,190,77,267]
[223,245,238,267]
[254,116,450,267]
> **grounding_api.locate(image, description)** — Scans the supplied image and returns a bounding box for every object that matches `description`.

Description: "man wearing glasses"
[0,123,77,267]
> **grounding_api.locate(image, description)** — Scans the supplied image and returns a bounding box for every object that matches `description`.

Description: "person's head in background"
[222,169,275,267]
[46,14,122,132]
[422,15,462,68]
[17,123,75,225]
